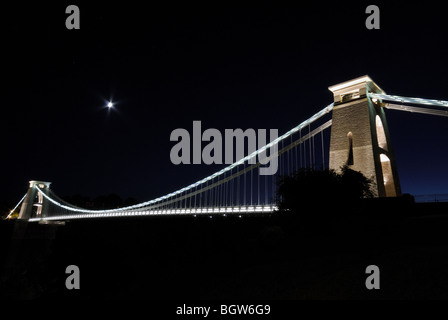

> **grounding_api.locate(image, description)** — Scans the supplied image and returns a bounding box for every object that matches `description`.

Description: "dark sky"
[2,1,448,205]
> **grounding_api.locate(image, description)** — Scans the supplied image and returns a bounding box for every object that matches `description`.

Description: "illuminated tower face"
[18,181,52,220]
[328,76,401,197]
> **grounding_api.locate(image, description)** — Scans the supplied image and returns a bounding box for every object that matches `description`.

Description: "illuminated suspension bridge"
[7,76,448,222]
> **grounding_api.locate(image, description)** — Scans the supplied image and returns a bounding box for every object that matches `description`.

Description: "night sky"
[2,2,448,205]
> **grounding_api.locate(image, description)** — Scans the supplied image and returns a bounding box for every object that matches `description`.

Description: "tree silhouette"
[276,166,373,218]
[94,194,123,209]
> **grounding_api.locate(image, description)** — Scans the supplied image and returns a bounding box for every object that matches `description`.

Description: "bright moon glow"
[107,102,113,108]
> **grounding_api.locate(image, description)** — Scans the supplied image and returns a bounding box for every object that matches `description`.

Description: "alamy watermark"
[365,265,380,289]
[65,265,80,290]
[170,121,278,175]
[65,5,80,30]
[365,5,380,30]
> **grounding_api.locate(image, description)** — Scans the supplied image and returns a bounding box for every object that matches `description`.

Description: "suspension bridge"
[7,76,448,222]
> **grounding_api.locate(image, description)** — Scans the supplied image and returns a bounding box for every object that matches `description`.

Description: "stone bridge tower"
[328,76,401,197]
[18,180,52,220]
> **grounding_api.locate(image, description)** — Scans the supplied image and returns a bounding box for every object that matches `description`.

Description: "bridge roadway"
[28,205,278,222]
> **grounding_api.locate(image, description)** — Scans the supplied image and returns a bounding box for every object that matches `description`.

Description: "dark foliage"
[276,166,373,217]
